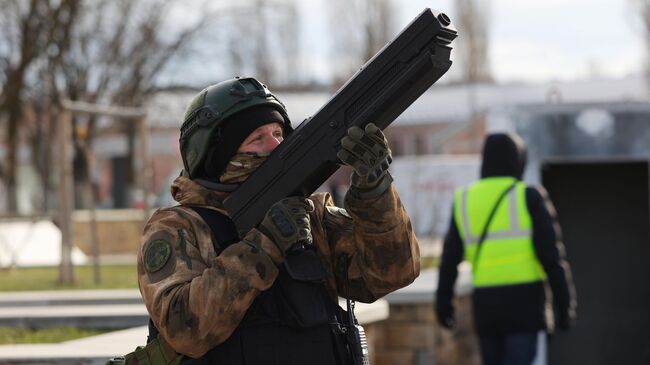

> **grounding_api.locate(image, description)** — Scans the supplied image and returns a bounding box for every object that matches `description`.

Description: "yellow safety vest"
[454,177,547,287]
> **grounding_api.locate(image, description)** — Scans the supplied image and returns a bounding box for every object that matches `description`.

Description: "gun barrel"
[225,8,457,234]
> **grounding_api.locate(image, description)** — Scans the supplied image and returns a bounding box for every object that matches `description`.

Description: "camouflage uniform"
[138,175,419,358]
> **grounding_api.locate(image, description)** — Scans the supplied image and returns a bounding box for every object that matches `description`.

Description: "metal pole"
[58,110,75,285]
[139,116,153,219]
[85,148,101,285]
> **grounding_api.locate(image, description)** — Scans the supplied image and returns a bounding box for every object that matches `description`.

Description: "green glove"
[258,197,314,256]
[337,123,393,197]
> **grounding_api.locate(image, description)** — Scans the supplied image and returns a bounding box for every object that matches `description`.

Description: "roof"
[144,90,332,130]
[397,75,648,126]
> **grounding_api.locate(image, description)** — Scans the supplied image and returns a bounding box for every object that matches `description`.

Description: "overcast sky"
[163,0,645,86]
[295,0,645,84]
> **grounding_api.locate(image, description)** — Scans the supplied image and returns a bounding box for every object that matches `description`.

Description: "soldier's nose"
[266,135,282,151]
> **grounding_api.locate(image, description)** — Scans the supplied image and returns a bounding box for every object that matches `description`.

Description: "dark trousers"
[478,332,538,365]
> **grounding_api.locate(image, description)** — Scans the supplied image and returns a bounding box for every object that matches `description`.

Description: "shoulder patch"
[144,239,172,273]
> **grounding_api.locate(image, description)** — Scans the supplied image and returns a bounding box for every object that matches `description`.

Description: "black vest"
[173,207,350,365]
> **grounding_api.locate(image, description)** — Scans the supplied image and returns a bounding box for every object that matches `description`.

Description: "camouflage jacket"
[138,176,420,358]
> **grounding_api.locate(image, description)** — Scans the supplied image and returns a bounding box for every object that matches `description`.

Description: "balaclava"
[199,105,285,183]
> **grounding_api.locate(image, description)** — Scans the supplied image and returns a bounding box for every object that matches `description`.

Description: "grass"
[0,264,138,291]
[0,265,136,344]
[0,327,113,344]
[0,258,439,292]
[420,256,440,270]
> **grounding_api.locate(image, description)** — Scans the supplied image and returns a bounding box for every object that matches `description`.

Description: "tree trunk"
[3,69,27,213]
[0,0,47,214]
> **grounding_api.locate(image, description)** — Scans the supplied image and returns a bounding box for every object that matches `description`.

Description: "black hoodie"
[435,133,577,335]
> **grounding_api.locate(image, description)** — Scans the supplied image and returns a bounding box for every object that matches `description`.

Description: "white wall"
[390,155,480,238]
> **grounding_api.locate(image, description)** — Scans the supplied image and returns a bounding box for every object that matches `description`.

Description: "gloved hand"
[337,123,393,197]
[258,197,314,256]
[557,308,576,331]
[435,304,455,330]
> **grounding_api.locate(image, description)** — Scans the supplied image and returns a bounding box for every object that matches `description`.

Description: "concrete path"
[0,289,147,364]
[0,326,147,364]
[0,290,147,330]
[0,263,460,364]
[0,288,389,364]
[0,289,142,307]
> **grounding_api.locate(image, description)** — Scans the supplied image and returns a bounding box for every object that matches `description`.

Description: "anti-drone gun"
[225,8,457,234]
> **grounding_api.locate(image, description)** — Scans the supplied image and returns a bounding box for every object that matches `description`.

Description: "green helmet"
[179,77,292,179]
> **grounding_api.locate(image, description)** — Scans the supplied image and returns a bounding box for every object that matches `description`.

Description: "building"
[1,75,647,213]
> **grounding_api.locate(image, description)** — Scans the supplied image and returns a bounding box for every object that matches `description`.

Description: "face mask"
[219,151,270,184]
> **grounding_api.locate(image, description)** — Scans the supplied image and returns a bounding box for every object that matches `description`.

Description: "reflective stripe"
[509,187,519,231]
[466,230,532,245]
[460,186,531,247]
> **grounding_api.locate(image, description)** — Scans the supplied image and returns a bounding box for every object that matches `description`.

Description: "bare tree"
[0,0,46,212]
[1,0,305,215]
[220,0,299,87]
[454,0,493,84]
[55,0,214,208]
[0,0,82,214]
[0,0,215,214]
[54,0,211,107]
[632,0,650,93]
[276,3,300,87]
[327,0,397,86]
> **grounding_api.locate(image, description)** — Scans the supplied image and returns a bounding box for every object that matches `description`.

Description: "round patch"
[144,239,172,273]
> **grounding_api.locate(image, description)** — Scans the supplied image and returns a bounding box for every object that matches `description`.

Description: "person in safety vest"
[435,133,576,365]
[137,77,420,364]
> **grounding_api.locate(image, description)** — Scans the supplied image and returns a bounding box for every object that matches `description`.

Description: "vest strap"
[460,183,527,246]
[456,179,546,287]
[190,206,239,251]
[466,182,516,271]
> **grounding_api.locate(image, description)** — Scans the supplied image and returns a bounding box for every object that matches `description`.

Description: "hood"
[170,175,230,212]
[480,133,527,179]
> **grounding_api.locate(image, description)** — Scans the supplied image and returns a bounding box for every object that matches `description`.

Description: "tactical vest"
[176,207,351,365]
[454,177,547,288]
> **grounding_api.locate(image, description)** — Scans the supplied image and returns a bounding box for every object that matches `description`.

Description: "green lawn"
[0,264,138,291]
[420,256,440,270]
[0,327,112,344]
[0,259,439,292]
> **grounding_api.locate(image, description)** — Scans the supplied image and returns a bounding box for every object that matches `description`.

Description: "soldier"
[137,77,420,364]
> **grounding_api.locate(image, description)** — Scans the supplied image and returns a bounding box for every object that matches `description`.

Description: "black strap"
[147,318,159,344]
[342,255,359,326]
[471,182,518,272]
[190,206,240,252]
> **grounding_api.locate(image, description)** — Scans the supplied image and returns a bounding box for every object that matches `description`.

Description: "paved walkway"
[0,326,148,364]
[0,289,142,307]
[0,288,389,364]
[0,240,444,363]
[0,290,147,330]
[0,289,146,363]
